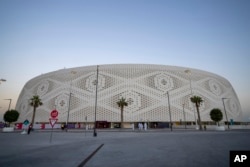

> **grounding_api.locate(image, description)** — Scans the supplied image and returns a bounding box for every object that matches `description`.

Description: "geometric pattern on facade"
[15,64,242,123]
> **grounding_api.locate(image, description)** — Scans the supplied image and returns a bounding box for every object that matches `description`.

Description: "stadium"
[15,64,242,129]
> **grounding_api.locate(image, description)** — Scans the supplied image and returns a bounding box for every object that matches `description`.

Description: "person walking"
[144,122,147,131]
[131,123,135,131]
[28,123,32,135]
[138,123,141,131]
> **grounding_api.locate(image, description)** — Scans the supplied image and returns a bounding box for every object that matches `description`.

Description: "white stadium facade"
[16,64,242,129]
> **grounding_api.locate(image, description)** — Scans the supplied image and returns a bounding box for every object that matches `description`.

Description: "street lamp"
[166,91,172,131]
[66,71,77,132]
[182,103,187,129]
[4,99,12,111]
[0,79,6,84]
[222,98,230,129]
[93,65,99,137]
[185,69,198,129]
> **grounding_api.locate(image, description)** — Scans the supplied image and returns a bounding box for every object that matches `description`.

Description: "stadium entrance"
[96,121,110,128]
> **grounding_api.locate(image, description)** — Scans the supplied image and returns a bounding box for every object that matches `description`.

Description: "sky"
[0,0,250,122]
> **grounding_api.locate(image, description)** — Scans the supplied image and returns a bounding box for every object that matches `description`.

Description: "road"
[0,129,250,167]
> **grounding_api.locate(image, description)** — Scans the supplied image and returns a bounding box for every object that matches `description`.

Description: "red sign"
[49,118,58,128]
[15,123,23,129]
[50,109,58,118]
[40,123,45,129]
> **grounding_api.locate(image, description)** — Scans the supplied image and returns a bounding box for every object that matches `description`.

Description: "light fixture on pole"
[222,98,230,129]
[4,99,12,111]
[93,65,99,137]
[0,78,6,84]
[66,71,77,132]
[182,103,187,129]
[167,91,172,131]
[185,69,198,129]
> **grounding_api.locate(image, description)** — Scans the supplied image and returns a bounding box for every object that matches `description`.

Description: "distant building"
[16,64,242,128]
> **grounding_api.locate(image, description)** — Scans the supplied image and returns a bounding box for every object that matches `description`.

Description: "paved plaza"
[0,129,250,167]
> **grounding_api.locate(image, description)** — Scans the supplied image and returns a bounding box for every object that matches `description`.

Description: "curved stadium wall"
[15,64,242,127]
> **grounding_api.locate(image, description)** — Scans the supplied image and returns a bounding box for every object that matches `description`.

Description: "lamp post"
[222,98,230,130]
[66,71,77,132]
[4,99,12,111]
[185,69,198,129]
[167,91,172,131]
[85,115,87,137]
[0,79,6,84]
[182,103,187,129]
[93,65,99,137]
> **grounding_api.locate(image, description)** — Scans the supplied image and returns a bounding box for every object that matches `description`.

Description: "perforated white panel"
[15,64,242,123]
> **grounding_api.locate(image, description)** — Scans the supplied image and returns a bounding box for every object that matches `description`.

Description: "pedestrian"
[204,125,207,131]
[138,123,141,131]
[61,124,65,130]
[144,122,147,131]
[131,123,135,131]
[28,123,32,135]
[140,123,143,131]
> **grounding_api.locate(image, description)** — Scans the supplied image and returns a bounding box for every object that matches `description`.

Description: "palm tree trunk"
[31,107,36,127]
[121,107,124,129]
[196,104,203,131]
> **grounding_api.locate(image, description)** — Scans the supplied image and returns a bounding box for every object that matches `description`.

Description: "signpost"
[50,109,58,119]
[49,110,58,143]
[49,118,58,128]
[21,119,29,134]
[85,116,87,137]
[23,119,29,125]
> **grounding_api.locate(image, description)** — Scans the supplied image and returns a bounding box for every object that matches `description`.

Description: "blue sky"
[0,0,249,121]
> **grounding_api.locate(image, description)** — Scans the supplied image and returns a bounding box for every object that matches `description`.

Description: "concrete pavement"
[0,129,250,167]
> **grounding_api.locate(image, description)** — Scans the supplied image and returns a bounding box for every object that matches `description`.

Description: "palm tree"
[29,95,43,127]
[116,97,128,128]
[190,96,203,130]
